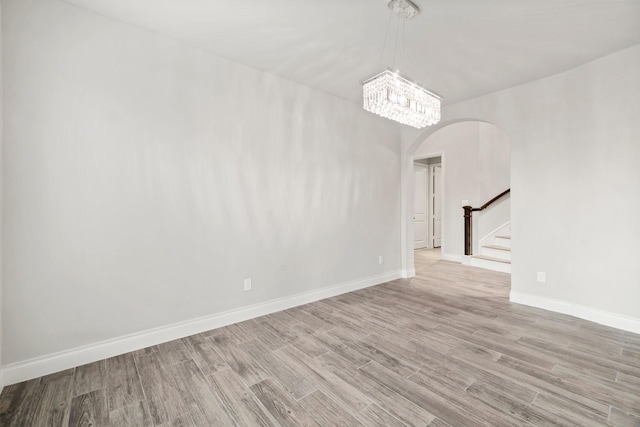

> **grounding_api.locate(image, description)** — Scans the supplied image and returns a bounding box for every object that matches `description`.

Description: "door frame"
[413,162,429,249]
[428,162,442,248]
[413,153,445,252]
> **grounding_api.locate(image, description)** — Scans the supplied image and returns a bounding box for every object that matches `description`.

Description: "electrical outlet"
[379,256,384,265]
[244,278,252,291]
[537,272,546,283]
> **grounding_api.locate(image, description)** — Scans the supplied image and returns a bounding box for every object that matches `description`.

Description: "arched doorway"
[401,120,511,277]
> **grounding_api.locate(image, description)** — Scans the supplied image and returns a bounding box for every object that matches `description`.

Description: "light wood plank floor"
[2,249,640,426]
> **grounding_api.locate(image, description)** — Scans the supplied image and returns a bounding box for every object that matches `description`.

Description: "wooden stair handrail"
[471,188,511,212]
[463,188,510,256]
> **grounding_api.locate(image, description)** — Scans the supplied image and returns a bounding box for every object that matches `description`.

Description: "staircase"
[469,222,511,273]
[463,190,511,274]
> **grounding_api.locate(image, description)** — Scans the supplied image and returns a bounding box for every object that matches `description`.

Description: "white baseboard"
[471,257,511,274]
[461,255,472,266]
[441,253,462,263]
[2,270,402,386]
[510,291,640,335]
[0,369,4,394]
[402,268,416,278]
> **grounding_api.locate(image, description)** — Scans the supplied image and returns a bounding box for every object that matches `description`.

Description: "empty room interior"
[1,0,640,425]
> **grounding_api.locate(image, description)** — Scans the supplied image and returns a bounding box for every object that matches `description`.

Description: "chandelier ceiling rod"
[362,0,442,129]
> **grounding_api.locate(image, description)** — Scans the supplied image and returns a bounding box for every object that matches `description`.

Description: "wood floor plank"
[250,378,322,427]
[447,340,503,363]
[105,353,145,412]
[315,328,372,367]
[33,376,73,426]
[619,347,640,369]
[435,325,556,370]
[208,329,271,386]
[181,334,228,376]
[299,390,365,426]
[317,351,436,426]
[0,379,42,425]
[284,307,333,334]
[170,360,236,426]
[531,392,609,426]
[552,364,640,415]
[242,338,317,400]
[264,310,302,329]
[465,380,560,426]
[40,368,75,385]
[221,320,262,343]
[156,413,195,427]
[69,389,109,427]
[298,303,344,328]
[427,418,453,427]
[608,407,640,427]
[132,345,158,359]
[616,371,640,388]
[248,319,291,350]
[257,315,301,345]
[343,335,420,378]
[72,360,107,397]
[360,361,494,427]
[275,345,372,413]
[494,355,612,416]
[138,352,192,425]
[153,339,193,367]
[108,400,153,427]
[310,302,371,338]
[356,403,408,427]
[411,361,474,392]
[208,367,279,427]
[567,336,623,359]
[358,332,437,370]
[407,372,524,427]
[517,335,632,380]
[1,379,46,426]
[390,330,457,363]
[445,343,609,420]
[289,333,330,359]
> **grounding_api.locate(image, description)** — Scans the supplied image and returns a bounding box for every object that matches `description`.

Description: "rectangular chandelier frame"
[363,69,442,129]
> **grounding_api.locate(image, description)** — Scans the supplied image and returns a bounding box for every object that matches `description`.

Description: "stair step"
[472,254,511,264]
[482,244,511,252]
[479,244,511,261]
[494,235,511,248]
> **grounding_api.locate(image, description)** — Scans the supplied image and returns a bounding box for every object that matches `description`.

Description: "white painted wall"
[2,0,401,366]
[404,44,640,330]
[413,122,510,259]
[477,123,511,243]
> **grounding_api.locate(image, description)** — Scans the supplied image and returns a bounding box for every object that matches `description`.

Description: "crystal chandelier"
[363,69,441,128]
[363,0,442,129]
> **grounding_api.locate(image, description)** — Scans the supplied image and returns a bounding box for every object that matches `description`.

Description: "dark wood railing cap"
[471,188,510,212]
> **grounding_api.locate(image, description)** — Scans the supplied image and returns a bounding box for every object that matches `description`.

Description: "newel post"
[463,206,473,256]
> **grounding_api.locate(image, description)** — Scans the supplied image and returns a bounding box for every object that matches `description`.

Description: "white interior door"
[413,163,428,249]
[431,164,443,248]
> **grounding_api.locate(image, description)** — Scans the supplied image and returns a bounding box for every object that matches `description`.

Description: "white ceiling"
[62,0,640,105]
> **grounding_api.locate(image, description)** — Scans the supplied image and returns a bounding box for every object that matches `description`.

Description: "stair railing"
[463,188,510,256]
